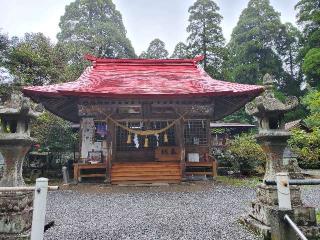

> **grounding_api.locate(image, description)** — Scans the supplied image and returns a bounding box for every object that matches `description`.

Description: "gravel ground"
[302,186,320,208]
[43,182,320,240]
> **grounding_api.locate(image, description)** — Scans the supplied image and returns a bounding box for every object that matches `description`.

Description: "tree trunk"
[202,20,207,69]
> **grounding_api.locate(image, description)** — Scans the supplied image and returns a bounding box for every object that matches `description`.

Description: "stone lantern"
[0,94,40,239]
[0,94,39,186]
[245,73,300,181]
[242,74,319,239]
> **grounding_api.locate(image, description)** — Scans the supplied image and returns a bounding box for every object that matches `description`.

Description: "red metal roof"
[23,55,263,98]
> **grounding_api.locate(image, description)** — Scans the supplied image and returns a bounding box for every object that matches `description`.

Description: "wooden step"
[112,167,180,172]
[185,162,213,167]
[112,165,181,169]
[113,161,179,164]
[112,172,181,177]
[79,173,106,178]
[112,163,180,168]
[112,166,180,170]
[112,167,181,172]
[112,180,180,185]
[185,172,213,176]
[111,162,181,184]
[111,175,181,181]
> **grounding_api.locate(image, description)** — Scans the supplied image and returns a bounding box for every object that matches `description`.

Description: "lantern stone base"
[0,233,30,240]
[0,137,34,187]
[0,191,33,239]
[240,184,320,239]
[255,184,302,209]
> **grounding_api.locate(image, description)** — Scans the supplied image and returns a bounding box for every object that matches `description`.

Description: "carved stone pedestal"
[0,137,34,187]
[256,133,303,181]
[241,198,320,239]
[241,183,306,239]
[0,191,33,239]
[255,184,302,208]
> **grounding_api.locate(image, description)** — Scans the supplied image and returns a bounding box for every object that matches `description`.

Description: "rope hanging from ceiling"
[105,112,187,136]
[92,108,188,148]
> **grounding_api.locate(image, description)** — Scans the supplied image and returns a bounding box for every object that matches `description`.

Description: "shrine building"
[23,55,264,184]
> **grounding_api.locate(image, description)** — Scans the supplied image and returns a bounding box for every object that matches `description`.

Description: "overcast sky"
[1,0,299,55]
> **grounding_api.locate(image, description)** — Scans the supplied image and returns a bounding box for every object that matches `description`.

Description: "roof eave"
[23,87,264,99]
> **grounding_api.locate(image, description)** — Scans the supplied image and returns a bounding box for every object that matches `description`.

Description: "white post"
[62,166,69,185]
[31,178,49,240]
[276,172,292,210]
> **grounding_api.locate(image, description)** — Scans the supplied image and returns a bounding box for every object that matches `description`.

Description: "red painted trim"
[84,54,204,66]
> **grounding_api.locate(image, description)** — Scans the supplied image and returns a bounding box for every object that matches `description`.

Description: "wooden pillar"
[212,160,217,178]
[73,163,79,182]
[206,119,217,178]
[105,119,115,183]
[175,118,185,180]
[206,119,211,155]
[79,118,84,163]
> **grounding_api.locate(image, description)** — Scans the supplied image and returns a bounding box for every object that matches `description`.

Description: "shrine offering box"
[155,146,181,161]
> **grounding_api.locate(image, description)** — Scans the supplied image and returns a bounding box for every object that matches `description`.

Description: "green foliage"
[227,0,283,84]
[301,89,320,127]
[31,112,78,152]
[52,43,85,82]
[211,128,226,134]
[4,33,64,86]
[0,31,10,64]
[140,39,169,59]
[302,48,320,88]
[295,0,320,88]
[57,0,136,78]
[295,0,320,47]
[0,32,15,97]
[278,23,304,95]
[0,84,16,103]
[171,42,190,59]
[288,127,320,163]
[186,0,226,78]
[228,133,266,176]
[271,88,308,122]
[216,176,261,187]
[222,108,253,124]
[227,0,303,95]
[288,90,320,166]
[284,104,308,123]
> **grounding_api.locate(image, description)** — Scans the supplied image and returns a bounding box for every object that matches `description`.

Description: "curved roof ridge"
[85,54,204,66]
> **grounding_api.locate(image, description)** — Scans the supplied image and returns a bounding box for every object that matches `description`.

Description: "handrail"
[265,179,320,186]
[284,214,308,240]
[0,186,59,191]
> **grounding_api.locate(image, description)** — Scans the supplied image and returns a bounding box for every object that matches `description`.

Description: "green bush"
[31,111,78,152]
[287,89,320,168]
[301,90,320,128]
[288,127,320,168]
[227,134,267,176]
